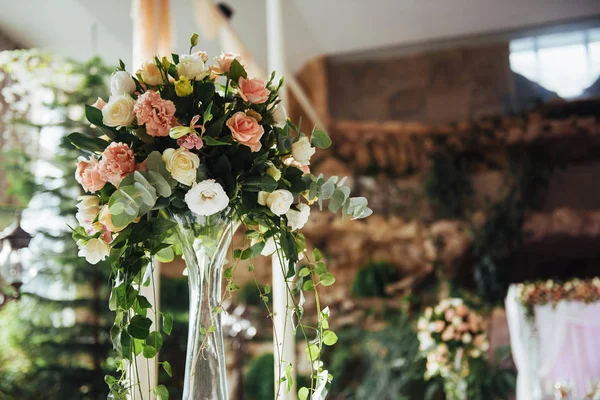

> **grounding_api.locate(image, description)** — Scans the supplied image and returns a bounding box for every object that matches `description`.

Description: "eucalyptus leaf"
[311,129,332,149]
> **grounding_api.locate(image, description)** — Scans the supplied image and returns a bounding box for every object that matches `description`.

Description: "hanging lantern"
[0,216,34,308]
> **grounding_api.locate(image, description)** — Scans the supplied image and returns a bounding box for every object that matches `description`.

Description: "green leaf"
[133,338,144,356]
[203,136,231,146]
[146,331,163,352]
[322,330,338,346]
[285,364,294,392]
[314,261,328,276]
[68,132,109,153]
[145,171,172,197]
[264,284,271,294]
[154,385,169,400]
[143,344,157,358]
[85,104,103,126]
[161,312,173,335]
[313,248,322,262]
[311,129,332,149]
[127,315,152,339]
[146,151,176,187]
[319,273,335,287]
[303,279,315,291]
[243,175,278,192]
[137,295,152,309]
[203,102,213,123]
[228,59,247,82]
[155,246,175,263]
[305,343,320,361]
[120,332,132,361]
[162,361,173,377]
[298,387,309,400]
[171,53,180,64]
[298,267,311,278]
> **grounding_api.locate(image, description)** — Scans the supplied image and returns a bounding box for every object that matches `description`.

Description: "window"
[510,28,600,98]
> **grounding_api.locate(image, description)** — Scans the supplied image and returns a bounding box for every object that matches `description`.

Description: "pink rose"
[441,326,454,342]
[226,111,264,152]
[284,157,310,175]
[92,97,106,110]
[133,90,177,137]
[75,156,106,193]
[98,142,135,187]
[237,77,270,104]
[216,52,241,73]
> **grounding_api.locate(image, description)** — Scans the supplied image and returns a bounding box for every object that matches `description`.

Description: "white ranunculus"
[137,60,163,86]
[286,203,310,231]
[76,196,100,227]
[265,189,293,216]
[110,71,136,95]
[185,179,229,216]
[177,53,210,80]
[162,147,200,186]
[102,94,135,128]
[462,333,472,344]
[77,238,110,265]
[291,136,315,166]
[271,104,287,128]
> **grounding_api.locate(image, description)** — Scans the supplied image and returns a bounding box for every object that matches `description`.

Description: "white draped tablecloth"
[506,285,600,399]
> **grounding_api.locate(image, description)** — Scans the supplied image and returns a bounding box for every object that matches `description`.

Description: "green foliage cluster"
[350,262,399,298]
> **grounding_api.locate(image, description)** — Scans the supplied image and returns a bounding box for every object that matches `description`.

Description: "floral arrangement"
[516,278,600,318]
[70,33,371,399]
[417,298,489,400]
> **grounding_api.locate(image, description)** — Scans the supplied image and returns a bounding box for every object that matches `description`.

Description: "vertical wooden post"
[267,1,297,398]
[129,1,171,398]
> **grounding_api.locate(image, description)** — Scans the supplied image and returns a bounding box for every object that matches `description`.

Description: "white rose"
[77,238,110,265]
[162,147,200,186]
[262,189,293,216]
[177,53,209,80]
[417,317,428,331]
[462,333,472,344]
[185,179,229,216]
[271,104,287,128]
[102,94,135,128]
[291,136,315,166]
[257,191,270,206]
[110,71,136,95]
[76,195,100,228]
[137,60,163,86]
[470,348,482,358]
[286,203,310,231]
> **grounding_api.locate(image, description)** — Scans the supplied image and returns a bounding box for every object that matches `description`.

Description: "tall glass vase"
[171,209,240,400]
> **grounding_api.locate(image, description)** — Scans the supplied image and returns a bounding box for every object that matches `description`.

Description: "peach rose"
[433,321,445,333]
[456,304,469,317]
[284,157,310,175]
[75,156,106,193]
[99,204,125,233]
[92,97,106,110]
[441,326,454,342]
[134,90,177,137]
[444,308,456,322]
[216,52,241,73]
[226,111,264,152]
[98,142,135,187]
[237,77,270,104]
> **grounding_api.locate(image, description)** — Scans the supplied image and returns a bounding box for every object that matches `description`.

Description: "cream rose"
[184,179,229,216]
[99,204,126,233]
[271,104,287,128]
[110,71,136,95]
[76,196,100,229]
[286,203,310,231]
[291,136,315,166]
[162,147,200,186]
[102,94,135,128]
[137,60,163,86]
[258,189,293,216]
[177,53,210,80]
[77,238,110,265]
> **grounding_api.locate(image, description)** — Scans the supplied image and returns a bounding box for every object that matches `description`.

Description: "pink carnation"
[238,77,270,104]
[75,156,106,193]
[133,90,177,137]
[98,142,135,187]
[178,135,204,150]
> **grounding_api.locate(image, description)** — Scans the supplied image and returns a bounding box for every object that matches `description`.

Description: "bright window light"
[510,28,600,98]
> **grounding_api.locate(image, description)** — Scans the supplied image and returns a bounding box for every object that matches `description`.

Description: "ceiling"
[1,0,599,72]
